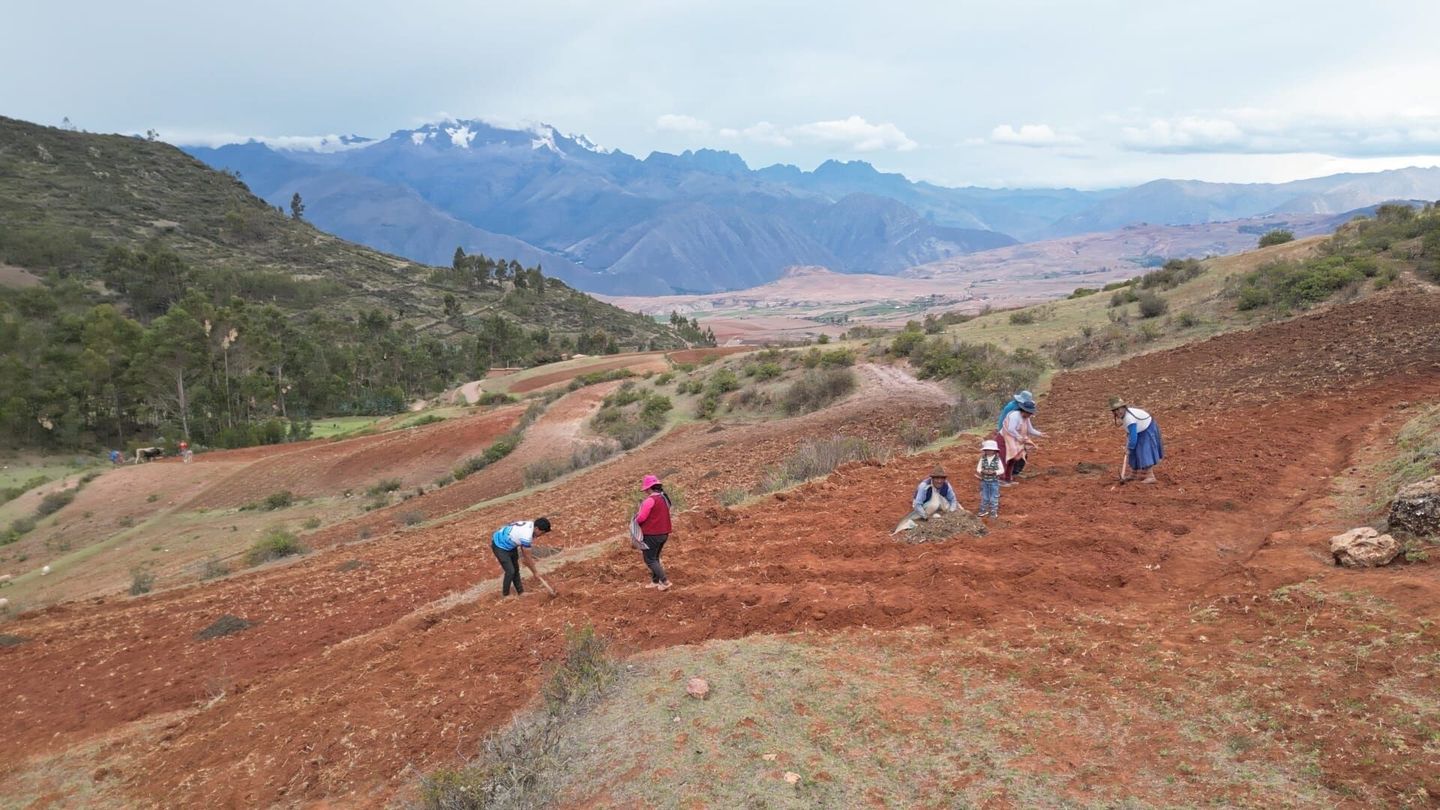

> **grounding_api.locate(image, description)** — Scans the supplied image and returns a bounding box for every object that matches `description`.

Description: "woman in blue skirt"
[1109,397,1163,484]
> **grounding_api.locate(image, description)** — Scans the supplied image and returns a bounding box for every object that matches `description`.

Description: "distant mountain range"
[184,119,1440,295]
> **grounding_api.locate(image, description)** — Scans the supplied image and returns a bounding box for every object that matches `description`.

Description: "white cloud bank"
[711,115,915,152]
[989,123,1081,147]
[655,113,711,134]
[1120,110,1440,157]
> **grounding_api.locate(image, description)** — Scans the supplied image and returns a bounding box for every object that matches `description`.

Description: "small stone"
[784,771,801,785]
[1329,527,1401,568]
[686,677,710,700]
[762,753,777,761]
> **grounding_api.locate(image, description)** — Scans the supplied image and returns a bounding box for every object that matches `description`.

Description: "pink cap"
[641,474,661,489]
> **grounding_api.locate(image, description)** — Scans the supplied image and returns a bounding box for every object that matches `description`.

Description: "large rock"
[1330,527,1400,568]
[685,677,710,700]
[1389,476,1440,538]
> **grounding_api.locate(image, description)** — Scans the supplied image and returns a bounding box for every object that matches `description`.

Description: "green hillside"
[0,115,679,347]
[0,116,688,451]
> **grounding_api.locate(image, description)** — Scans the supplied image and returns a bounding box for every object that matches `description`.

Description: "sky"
[4,0,1440,189]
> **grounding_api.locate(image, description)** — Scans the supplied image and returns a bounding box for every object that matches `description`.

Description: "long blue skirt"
[1128,422,1164,470]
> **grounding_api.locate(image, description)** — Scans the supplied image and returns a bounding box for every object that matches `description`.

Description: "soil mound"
[196,615,252,641]
[898,511,989,544]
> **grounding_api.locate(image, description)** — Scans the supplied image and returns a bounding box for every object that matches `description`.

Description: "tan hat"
[1108,396,1127,411]
[930,465,948,478]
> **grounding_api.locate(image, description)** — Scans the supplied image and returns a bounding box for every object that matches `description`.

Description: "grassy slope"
[0,116,677,346]
[940,236,1326,356]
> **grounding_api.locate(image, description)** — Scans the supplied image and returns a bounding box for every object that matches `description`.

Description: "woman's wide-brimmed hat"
[1018,400,1036,414]
[642,474,661,489]
[981,439,1000,452]
[1108,397,1127,411]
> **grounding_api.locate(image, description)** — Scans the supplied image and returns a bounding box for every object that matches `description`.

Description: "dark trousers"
[493,545,523,595]
[1006,456,1026,480]
[642,534,669,584]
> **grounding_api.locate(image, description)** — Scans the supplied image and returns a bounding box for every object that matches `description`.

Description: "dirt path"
[3,288,1439,806]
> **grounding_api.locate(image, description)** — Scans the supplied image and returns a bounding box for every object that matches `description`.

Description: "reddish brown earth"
[182,406,524,509]
[3,287,1440,806]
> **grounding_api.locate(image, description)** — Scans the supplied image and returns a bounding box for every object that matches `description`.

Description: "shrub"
[246,530,306,565]
[818,348,855,367]
[906,338,1045,398]
[816,333,831,344]
[593,393,672,448]
[9,516,37,537]
[1069,287,1099,299]
[453,456,488,480]
[541,626,620,713]
[400,511,425,527]
[485,433,521,463]
[404,414,446,428]
[261,491,295,511]
[1008,310,1037,325]
[524,458,572,487]
[433,473,455,488]
[1138,258,1204,291]
[301,516,321,530]
[759,436,881,493]
[366,479,401,497]
[1,475,51,506]
[718,487,747,507]
[129,567,156,596]
[706,368,740,395]
[781,368,857,415]
[199,557,230,580]
[477,392,517,406]
[1136,291,1169,319]
[654,371,675,385]
[747,362,783,381]
[890,329,926,357]
[1233,258,1365,312]
[899,419,932,451]
[35,489,76,518]
[695,392,721,419]
[1175,312,1202,328]
[1258,229,1295,248]
[1110,289,1139,307]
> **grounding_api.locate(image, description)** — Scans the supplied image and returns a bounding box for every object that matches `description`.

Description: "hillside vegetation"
[914,202,1439,372]
[0,116,690,450]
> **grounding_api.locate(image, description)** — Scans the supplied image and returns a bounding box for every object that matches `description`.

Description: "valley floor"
[2,286,1440,807]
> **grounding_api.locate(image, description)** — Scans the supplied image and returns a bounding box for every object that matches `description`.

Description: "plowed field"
[3,286,1439,807]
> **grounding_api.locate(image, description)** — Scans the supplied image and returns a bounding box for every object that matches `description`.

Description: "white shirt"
[1122,408,1153,432]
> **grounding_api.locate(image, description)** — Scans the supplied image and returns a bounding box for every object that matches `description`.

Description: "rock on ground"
[1389,475,1440,538]
[1330,527,1401,568]
[685,676,710,700]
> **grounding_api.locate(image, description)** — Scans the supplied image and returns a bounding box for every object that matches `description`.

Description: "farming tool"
[537,575,558,597]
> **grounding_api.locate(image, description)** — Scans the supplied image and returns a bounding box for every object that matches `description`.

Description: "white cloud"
[717,116,915,152]
[163,130,374,152]
[989,123,1081,148]
[655,113,711,134]
[718,121,793,148]
[1120,110,1440,157]
[788,116,917,152]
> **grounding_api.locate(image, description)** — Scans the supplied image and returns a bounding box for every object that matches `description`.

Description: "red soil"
[3,286,1440,806]
[182,406,524,509]
[508,354,671,394]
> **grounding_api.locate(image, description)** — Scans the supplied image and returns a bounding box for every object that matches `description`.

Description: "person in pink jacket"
[631,475,674,591]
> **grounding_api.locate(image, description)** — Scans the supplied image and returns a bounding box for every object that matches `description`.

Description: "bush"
[301,516,321,530]
[485,433,521,464]
[718,487,748,507]
[1233,258,1365,312]
[1069,287,1099,299]
[366,479,401,497]
[593,393,672,449]
[199,557,230,580]
[433,473,455,488]
[747,362,782,380]
[1259,229,1295,248]
[1138,258,1204,291]
[1110,289,1139,307]
[781,368,857,415]
[890,329,926,357]
[1,475,51,506]
[906,338,1045,397]
[1008,310,1037,325]
[35,489,76,518]
[523,458,571,487]
[818,348,855,367]
[477,392,517,406]
[400,511,425,527]
[1136,291,1169,319]
[695,392,721,419]
[759,436,881,493]
[129,567,155,596]
[706,368,740,395]
[247,490,295,511]
[403,414,445,428]
[453,456,488,480]
[899,419,932,451]
[654,371,675,385]
[246,530,306,566]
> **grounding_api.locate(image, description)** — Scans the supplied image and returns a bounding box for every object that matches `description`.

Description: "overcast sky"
[5,0,1439,188]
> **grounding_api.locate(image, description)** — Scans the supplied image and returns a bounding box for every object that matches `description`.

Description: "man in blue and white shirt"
[491,517,551,596]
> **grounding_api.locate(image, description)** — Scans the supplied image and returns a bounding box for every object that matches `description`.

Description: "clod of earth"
[686,677,710,700]
[1388,475,1440,538]
[0,634,27,647]
[899,511,988,544]
[1329,527,1401,568]
[196,614,253,641]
